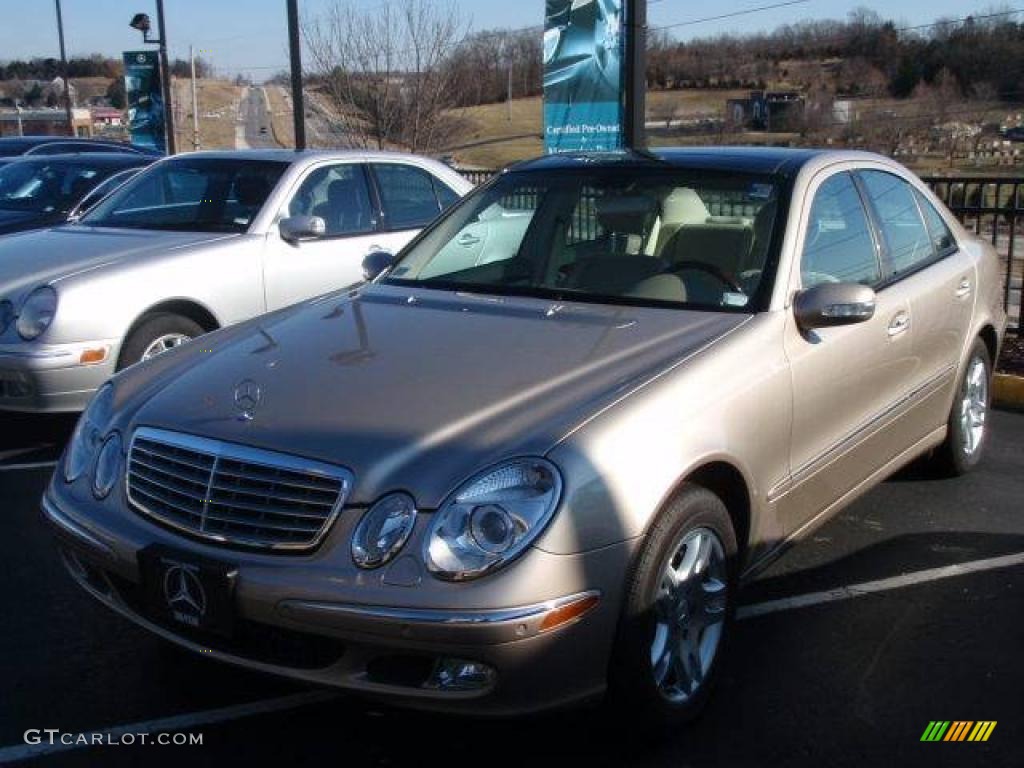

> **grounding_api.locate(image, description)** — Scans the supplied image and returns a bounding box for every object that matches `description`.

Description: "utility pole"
[190,44,200,150]
[287,0,306,150]
[54,0,75,136]
[155,0,177,154]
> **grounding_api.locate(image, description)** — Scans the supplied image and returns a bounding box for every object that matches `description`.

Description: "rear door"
[263,161,381,310]
[365,162,460,254]
[857,169,973,433]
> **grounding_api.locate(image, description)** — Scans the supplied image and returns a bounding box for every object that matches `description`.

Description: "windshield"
[385,169,782,311]
[82,157,287,233]
[0,160,112,214]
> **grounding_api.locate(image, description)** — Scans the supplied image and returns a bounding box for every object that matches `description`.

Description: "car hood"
[129,284,749,507]
[0,226,236,302]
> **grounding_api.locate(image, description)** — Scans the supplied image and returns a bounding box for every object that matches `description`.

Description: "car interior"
[403,177,780,309]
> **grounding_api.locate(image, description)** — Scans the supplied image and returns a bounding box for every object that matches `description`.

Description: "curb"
[994,373,1024,409]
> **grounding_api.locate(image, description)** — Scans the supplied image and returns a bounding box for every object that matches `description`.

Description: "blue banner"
[123,50,166,153]
[543,0,626,153]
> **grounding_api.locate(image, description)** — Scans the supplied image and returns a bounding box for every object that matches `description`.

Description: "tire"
[930,338,993,477]
[117,314,205,372]
[607,484,738,728]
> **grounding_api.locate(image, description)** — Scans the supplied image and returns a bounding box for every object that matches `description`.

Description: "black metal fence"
[925,177,1021,336]
[456,168,1022,335]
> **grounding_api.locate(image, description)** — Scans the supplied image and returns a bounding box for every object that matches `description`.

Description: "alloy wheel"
[141,333,192,362]
[960,355,988,456]
[650,526,728,704]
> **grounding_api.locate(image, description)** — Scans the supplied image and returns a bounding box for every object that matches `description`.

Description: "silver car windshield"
[81,157,288,233]
[385,170,782,311]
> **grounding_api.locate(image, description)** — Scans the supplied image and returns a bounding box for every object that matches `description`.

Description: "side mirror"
[362,250,396,281]
[794,282,876,331]
[279,215,326,243]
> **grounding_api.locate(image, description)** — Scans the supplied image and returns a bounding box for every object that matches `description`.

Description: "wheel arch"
[118,298,221,366]
[654,458,754,568]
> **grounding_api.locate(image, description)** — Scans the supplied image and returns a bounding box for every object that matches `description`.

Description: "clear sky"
[0,0,1006,78]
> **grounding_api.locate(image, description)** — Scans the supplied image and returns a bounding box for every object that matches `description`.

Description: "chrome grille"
[127,427,352,551]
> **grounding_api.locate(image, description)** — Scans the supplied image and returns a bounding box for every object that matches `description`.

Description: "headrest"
[661,187,711,227]
[595,194,658,236]
[327,178,356,203]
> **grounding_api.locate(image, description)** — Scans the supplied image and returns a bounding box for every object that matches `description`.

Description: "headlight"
[92,432,123,499]
[543,27,561,64]
[351,493,418,569]
[0,299,13,335]
[64,384,115,483]
[16,286,58,340]
[425,459,562,581]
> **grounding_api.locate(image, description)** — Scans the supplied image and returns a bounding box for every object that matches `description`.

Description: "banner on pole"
[543,0,627,153]
[123,50,166,152]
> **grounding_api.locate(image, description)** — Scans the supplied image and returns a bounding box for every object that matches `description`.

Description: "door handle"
[888,312,911,337]
[458,233,482,247]
[955,277,972,299]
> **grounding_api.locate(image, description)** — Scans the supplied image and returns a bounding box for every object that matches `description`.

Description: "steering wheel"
[667,260,744,294]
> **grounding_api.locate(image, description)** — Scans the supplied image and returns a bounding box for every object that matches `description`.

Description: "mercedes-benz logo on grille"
[163,564,206,626]
[233,379,262,422]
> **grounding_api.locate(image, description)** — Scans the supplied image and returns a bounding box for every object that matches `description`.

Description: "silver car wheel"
[960,355,988,456]
[650,526,728,704]
[141,333,191,362]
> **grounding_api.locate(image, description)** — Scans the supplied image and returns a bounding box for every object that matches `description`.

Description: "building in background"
[0,107,93,138]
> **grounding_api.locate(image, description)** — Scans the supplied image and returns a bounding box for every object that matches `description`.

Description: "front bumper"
[0,340,118,412]
[42,481,636,715]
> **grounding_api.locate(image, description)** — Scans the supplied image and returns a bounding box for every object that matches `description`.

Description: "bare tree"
[303,0,466,152]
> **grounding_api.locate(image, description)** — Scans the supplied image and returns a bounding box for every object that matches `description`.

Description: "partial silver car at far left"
[0,149,470,412]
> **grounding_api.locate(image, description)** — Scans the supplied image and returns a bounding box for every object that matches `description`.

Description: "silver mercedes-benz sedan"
[0,149,470,412]
[43,148,1005,722]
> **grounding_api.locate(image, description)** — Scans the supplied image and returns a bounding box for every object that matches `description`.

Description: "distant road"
[235,86,280,149]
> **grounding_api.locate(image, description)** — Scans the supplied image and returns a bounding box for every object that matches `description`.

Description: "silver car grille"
[126,427,353,551]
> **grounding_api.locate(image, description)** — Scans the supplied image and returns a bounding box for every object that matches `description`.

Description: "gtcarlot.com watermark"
[24,729,203,747]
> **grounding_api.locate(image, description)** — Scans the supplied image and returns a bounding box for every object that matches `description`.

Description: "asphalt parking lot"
[0,410,1021,767]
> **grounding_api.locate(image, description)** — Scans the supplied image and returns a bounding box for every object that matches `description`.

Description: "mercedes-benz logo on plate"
[234,379,262,422]
[163,564,206,626]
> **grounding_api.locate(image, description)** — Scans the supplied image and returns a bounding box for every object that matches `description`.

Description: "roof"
[509,147,829,177]
[172,148,446,164]
[1,152,153,168]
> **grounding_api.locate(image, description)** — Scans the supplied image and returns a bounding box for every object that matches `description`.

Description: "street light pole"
[155,0,177,154]
[190,44,200,150]
[54,0,75,136]
[287,0,306,150]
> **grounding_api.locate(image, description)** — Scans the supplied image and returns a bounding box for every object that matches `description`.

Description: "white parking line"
[1,552,1022,762]
[0,461,57,473]
[0,690,339,763]
[736,551,1024,620]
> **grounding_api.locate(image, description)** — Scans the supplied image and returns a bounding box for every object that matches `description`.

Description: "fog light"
[425,658,496,691]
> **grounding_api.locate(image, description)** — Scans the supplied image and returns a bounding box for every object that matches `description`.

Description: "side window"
[801,172,880,288]
[914,189,956,256]
[859,170,934,278]
[373,164,442,230]
[289,164,374,237]
[433,178,460,210]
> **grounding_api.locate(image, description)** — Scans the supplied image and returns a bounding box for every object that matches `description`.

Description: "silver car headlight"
[351,493,418,569]
[0,299,13,335]
[16,286,58,340]
[425,458,562,581]
[65,384,115,484]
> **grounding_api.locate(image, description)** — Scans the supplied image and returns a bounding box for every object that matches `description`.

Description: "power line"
[651,0,812,32]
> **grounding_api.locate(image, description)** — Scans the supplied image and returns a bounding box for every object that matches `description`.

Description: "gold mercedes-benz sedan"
[43,148,1006,722]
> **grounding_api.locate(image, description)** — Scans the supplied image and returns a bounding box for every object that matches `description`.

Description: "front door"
[779,169,918,534]
[263,162,381,311]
